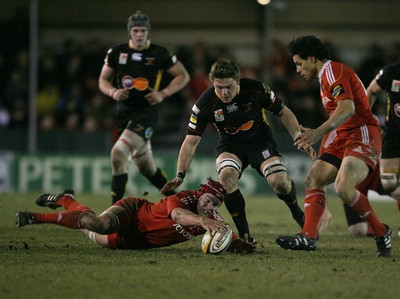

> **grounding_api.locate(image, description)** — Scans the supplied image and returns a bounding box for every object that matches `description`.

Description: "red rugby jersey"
[318,61,378,132]
[136,190,225,247]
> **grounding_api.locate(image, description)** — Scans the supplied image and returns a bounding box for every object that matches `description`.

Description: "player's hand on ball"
[201,224,233,254]
[201,218,228,233]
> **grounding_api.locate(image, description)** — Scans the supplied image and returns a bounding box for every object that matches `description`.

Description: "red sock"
[33,197,93,229]
[348,190,386,236]
[56,195,86,211]
[33,210,92,229]
[302,188,326,239]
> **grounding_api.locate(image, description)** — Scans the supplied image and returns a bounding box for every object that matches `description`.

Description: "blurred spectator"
[56,38,83,93]
[39,114,56,131]
[1,13,400,153]
[36,81,59,117]
[55,82,85,128]
[82,93,113,131]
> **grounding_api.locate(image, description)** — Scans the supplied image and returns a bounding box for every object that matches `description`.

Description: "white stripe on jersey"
[360,125,369,144]
[326,62,335,85]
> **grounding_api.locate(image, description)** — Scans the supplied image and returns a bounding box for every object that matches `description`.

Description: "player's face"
[197,193,221,216]
[213,78,239,104]
[129,27,149,50]
[293,55,318,81]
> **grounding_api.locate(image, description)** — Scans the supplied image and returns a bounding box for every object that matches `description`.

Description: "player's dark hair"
[287,35,330,60]
[127,10,151,32]
[209,59,240,82]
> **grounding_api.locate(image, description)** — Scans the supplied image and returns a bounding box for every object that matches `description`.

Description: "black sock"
[146,168,175,196]
[111,173,128,204]
[224,189,251,239]
[277,180,303,218]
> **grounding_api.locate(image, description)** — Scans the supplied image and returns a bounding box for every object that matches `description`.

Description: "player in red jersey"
[98,11,190,204]
[318,130,387,237]
[15,178,255,253]
[275,35,392,257]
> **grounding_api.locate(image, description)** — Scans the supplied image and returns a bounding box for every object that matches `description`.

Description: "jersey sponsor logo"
[118,53,128,64]
[352,143,378,166]
[145,57,155,65]
[180,195,197,205]
[367,154,377,166]
[350,145,377,166]
[322,96,331,106]
[171,55,177,64]
[144,127,153,139]
[351,146,363,154]
[227,103,239,113]
[189,114,198,129]
[269,90,276,102]
[131,53,143,61]
[391,80,400,92]
[192,104,200,114]
[214,109,224,122]
[395,103,400,118]
[122,76,149,91]
[262,148,271,159]
[331,84,344,99]
[224,120,254,135]
[190,115,197,124]
[173,223,195,240]
[263,84,276,101]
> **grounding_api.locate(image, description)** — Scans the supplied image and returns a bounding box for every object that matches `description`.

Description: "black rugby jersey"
[187,78,285,144]
[375,62,400,130]
[104,41,177,112]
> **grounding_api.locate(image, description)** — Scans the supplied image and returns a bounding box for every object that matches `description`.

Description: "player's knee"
[334,184,352,202]
[217,159,241,192]
[84,218,108,234]
[390,186,400,200]
[112,139,132,161]
[89,212,120,234]
[267,173,290,194]
[304,174,320,190]
[333,175,354,201]
[218,171,238,193]
[380,172,398,194]
[111,150,129,173]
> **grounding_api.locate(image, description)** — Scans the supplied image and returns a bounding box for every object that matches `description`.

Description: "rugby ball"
[201,224,233,254]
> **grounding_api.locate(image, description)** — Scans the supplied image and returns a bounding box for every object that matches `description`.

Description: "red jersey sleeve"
[320,61,378,131]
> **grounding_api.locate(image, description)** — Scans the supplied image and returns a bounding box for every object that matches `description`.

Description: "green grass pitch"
[1,191,399,299]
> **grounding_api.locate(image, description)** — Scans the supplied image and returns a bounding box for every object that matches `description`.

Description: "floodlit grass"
[1,191,399,299]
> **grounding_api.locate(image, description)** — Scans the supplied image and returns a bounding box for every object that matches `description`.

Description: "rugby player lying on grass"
[16,178,255,253]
